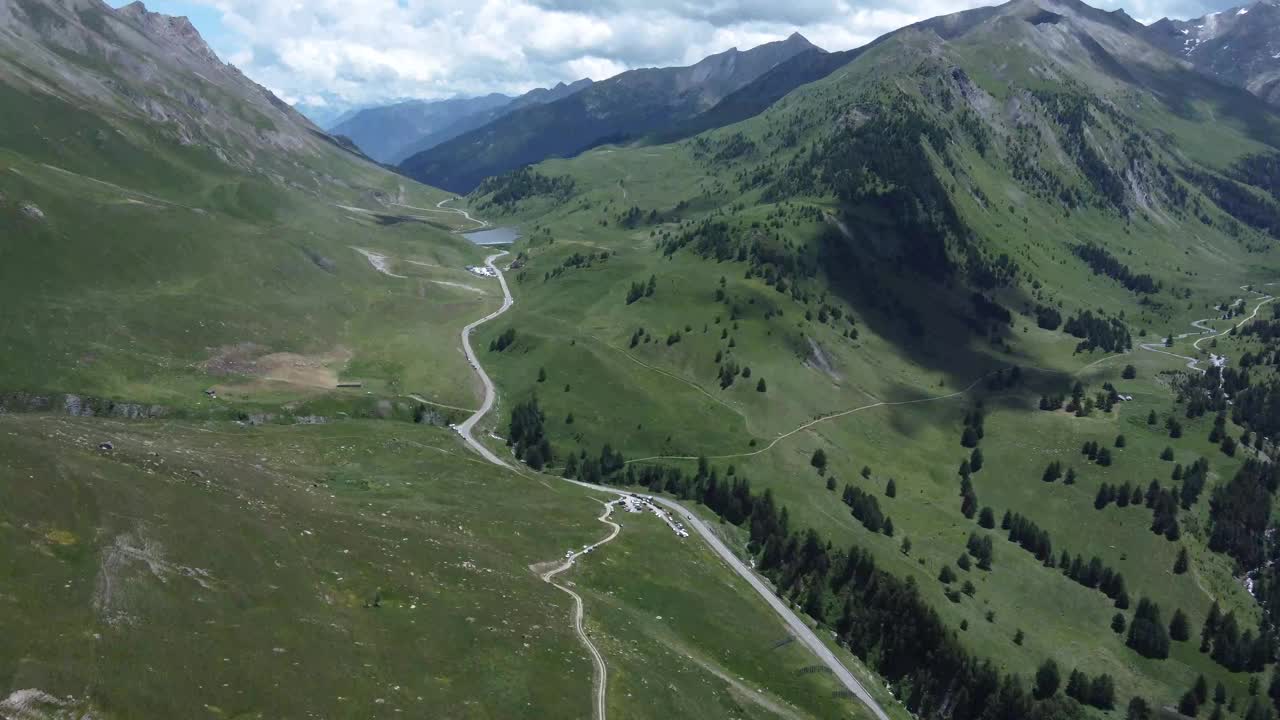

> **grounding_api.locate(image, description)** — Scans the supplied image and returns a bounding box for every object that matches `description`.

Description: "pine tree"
[1161,446,1175,461]
[1112,613,1127,634]
[810,449,827,473]
[978,506,995,529]
[970,448,984,472]
[1034,659,1061,699]
[1174,547,1189,574]
[756,378,767,392]
[1127,696,1152,720]
[1171,609,1191,642]
[885,478,896,498]
[537,367,547,382]
[1179,690,1200,718]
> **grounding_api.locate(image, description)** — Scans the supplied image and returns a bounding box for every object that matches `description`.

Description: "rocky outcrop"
[0,391,168,418]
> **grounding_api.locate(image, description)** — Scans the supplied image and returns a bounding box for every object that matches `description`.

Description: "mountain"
[329,93,512,164]
[295,101,360,129]
[0,0,353,168]
[0,0,487,404]
[399,33,820,193]
[650,6,1016,146]
[391,79,593,163]
[1141,1,1280,105]
[462,0,1280,713]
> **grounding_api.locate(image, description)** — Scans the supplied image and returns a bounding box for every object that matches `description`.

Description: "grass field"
[0,413,902,719]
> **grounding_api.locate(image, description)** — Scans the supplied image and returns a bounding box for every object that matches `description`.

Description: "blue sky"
[110,0,1254,124]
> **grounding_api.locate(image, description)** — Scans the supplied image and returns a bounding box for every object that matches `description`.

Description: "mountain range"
[1141,0,1280,106]
[398,32,823,192]
[329,79,594,165]
[9,0,1280,717]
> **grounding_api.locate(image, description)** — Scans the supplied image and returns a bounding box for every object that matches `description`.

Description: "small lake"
[464,227,519,246]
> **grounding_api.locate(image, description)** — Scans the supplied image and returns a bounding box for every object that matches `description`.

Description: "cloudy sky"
[113,0,1247,123]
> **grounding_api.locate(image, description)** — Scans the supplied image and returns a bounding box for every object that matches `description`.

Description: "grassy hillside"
[1,415,876,719]
[459,0,1280,716]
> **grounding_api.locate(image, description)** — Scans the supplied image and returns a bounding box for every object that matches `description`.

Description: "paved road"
[563,480,892,720]
[437,197,490,229]
[1139,284,1276,372]
[455,251,513,468]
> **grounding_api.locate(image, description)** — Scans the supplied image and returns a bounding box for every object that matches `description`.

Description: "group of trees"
[1004,512,1053,564]
[1143,478,1183,541]
[1127,598,1171,659]
[1081,440,1113,467]
[1036,304,1063,331]
[1061,552,1128,606]
[625,274,657,304]
[507,396,551,469]
[1208,460,1280,571]
[1041,460,1076,484]
[1063,667,1117,709]
[960,405,986,447]
[1062,310,1132,353]
[842,484,891,535]
[959,406,986,519]
[966,531,995,570]
[1202,601,1271,673]
[1071,244,1158,295]
[474,167,576,209]
[1094,482,1142,510]
[489,328,517,352]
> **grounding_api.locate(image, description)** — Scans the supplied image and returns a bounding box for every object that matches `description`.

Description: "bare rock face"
[0,0,339,170]
[19,202,45,221]
[1140,1,1280,106]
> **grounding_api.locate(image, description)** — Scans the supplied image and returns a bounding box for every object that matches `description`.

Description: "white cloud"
[181,0,1239,111]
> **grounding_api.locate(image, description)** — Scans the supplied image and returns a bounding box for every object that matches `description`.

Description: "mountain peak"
[113,0,220,64]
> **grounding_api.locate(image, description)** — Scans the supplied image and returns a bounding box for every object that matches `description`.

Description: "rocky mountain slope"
[0,0,359,172]
[1141,0,1280,105]
[399,33,821,193]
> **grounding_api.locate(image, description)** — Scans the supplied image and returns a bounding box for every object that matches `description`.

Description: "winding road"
[560,479,892,720]
[538,501,622,720]
[1138,284,1276,372]
[455,250,514,468]
[386,196,491,230]
[449,217,893,720]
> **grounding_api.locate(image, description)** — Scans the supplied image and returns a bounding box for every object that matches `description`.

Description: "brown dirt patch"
[201,343,353,395]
